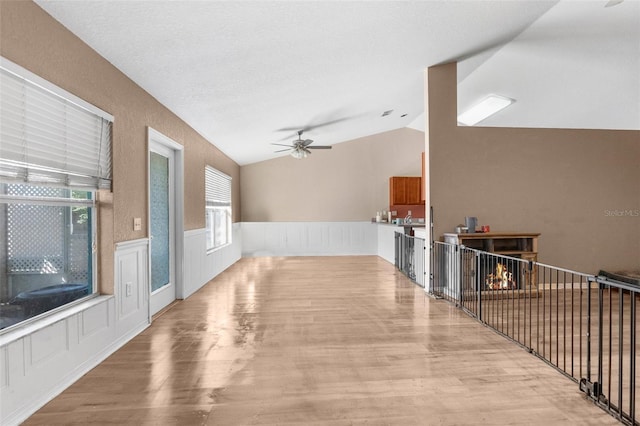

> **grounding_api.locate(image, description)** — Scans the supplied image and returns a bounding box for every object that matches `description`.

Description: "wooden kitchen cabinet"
[389,176,421,205]
[421,152,426,202]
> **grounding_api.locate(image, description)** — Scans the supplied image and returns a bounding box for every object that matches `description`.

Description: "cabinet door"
[389,177,408,204]
[406,177,421,204]
[421,152,426,202]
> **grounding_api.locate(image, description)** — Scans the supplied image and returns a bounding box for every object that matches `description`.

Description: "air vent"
[381,110,393,117]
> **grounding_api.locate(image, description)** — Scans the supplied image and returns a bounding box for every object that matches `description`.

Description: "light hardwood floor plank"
[25,256,618,425]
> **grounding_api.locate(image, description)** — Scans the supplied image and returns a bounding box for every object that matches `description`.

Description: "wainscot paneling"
[183,223,242,299]
[29,321,68,367]
[377,224,399,264]
[115,238,150,334]
[0,238,151,426]
[241,222,378,257]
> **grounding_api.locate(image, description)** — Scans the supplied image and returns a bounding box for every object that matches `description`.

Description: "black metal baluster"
[618,288,624,418]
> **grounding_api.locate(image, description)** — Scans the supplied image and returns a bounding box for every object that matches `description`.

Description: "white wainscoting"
[377,223,399,264]
[182,223,242,299]
[241,222,378,257]
[0,238,150,426]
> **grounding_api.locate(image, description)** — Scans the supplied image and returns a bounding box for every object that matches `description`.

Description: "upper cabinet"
[389,176,422,205]
[421,152,426,202]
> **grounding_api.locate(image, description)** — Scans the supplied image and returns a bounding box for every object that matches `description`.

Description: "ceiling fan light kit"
[290,148,308,159]
[272,129,332,160]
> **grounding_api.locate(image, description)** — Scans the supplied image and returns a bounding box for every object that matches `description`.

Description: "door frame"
[147,127,184,321]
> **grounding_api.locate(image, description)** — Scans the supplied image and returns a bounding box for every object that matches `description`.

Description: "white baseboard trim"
[3,320,150,426]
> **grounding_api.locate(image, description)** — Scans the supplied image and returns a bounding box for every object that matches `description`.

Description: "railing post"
[597,279,604,401]
[454,244,460,304]
[476,250,482,322]
[630,294,636,423]
[429,241,434,294]
[580,276,602,401]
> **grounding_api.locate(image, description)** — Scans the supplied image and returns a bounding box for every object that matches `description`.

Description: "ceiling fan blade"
[271,143,294,147]
[302,139,314,146]
[276,116,357,133]
[274,148,291,153]
[307,145,332,149]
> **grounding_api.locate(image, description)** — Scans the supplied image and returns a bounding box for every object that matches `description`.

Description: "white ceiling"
[35,0,639,166]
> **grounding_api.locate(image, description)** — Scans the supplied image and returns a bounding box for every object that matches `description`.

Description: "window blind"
[0,60,113,189]
[205,166,231,207]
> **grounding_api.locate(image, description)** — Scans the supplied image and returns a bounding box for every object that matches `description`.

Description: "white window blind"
[0,59,113,189]
[205,166,231,251]
[205,166,231,207]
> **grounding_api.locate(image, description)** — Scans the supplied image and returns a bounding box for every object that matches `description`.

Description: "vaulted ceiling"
[36,0,639,165]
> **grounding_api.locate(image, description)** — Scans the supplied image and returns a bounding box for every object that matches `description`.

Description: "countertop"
[375,221,426,227]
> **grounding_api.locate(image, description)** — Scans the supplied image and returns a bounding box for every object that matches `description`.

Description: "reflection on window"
[0,183,95,331]
[205,166,232,252]
[206,205,231,251]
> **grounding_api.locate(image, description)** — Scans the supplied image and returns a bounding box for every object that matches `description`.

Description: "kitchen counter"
[374,221,426,227]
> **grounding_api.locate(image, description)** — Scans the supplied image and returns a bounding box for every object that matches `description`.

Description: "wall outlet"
[125,282,132,297]
[133,217,142,231]
[391,211,397,216]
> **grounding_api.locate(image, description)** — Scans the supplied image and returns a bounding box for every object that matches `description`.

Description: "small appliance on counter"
[455,225,469,234]
[464,216,477,233]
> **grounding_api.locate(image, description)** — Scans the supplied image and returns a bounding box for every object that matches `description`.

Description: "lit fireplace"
[485,263,517,290]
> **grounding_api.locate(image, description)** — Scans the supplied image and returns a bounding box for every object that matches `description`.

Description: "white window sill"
[0,294,114,347]
[206,241,232,255]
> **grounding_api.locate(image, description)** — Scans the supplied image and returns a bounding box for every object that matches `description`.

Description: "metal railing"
[431,241,638,425]
[581,275,639,425]
[394,231,426,288]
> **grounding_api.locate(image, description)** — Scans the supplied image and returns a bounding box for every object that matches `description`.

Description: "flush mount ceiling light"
[457,95,515,126]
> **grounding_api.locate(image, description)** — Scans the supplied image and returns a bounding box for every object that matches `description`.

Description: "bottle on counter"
[388,211,392,223]
[376,211,381,222]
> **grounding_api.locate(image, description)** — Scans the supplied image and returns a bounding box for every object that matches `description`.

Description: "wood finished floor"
[25,256,619,425]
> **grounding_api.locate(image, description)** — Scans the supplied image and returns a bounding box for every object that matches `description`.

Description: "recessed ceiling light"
[457,95,515,126]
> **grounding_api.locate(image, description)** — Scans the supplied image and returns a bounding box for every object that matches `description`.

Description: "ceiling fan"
[272,130,332,159]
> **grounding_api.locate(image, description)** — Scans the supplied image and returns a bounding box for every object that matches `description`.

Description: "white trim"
[147,127,185,312]
[147,127,184,151]
[0,56,114,122]
[184,228,207,238]
[0,296,112,347]
[115,238,149,251]
[0,194,94,207]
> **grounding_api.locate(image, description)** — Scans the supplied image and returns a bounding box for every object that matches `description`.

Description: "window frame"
[0,183,98,334]
[205,166,232,253]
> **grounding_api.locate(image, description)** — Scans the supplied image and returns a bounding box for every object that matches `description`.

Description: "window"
[0,57,112,331]
[205,166,231,252]
[0,184,95,330]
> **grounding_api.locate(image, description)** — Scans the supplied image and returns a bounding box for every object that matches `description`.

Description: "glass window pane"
[0,183,93,330]
[150,152,170,292]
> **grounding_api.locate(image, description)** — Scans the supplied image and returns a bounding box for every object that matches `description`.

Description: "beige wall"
[428,62,640,274]
[1,1,241,292]
[241,128,424,222]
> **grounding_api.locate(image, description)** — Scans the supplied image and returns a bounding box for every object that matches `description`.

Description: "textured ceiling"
[35,1,639,165]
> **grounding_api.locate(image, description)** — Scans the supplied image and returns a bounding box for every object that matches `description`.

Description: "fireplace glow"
[485,263,517,290]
